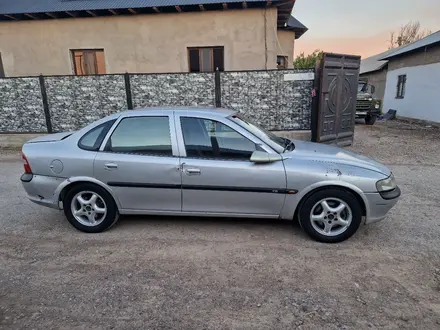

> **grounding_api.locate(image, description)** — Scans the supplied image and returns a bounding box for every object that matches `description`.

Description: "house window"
[188,47,224,72]
[71,49,106,75]
[396,74,407,99]
[0,52,5,78]
[277,56,288,69]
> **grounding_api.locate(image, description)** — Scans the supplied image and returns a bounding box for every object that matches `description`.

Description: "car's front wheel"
[299,188,363,243]
[63,183,119,233]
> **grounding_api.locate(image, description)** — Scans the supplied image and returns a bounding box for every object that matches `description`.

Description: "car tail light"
[22,153,32,174]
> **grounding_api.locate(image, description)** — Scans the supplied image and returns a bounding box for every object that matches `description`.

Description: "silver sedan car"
[21,108,400,243]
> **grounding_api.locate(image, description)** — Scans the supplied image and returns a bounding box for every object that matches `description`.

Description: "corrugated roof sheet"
[0,0,274,14]
[360,48,395,74]
[380,30,440,60]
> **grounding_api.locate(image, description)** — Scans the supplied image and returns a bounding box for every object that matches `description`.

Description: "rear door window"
[105,116,172,156]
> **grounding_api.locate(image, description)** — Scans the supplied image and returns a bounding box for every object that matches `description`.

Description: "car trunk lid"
[26,132,75,143]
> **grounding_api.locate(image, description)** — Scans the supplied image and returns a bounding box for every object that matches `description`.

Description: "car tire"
[63,183,119,233]
[298,188,363,243]
[365,115,377,125]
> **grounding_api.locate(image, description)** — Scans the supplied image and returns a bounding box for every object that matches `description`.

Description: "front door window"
[180,117,259,160]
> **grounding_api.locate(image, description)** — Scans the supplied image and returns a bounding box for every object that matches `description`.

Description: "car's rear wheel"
[365,115,377,125]
[298,188,363,243]
[63,183,119,233]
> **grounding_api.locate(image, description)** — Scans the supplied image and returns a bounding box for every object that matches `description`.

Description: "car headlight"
[368,98,373,101]
[376,174,397,192]
[375,104,380,109]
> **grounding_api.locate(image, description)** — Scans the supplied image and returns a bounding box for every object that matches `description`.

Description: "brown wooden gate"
[313,53,361,146]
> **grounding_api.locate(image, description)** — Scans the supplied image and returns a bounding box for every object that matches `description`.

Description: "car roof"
[119,106,236,117]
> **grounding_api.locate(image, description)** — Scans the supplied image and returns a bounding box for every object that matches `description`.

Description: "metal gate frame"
[311,53,361,146]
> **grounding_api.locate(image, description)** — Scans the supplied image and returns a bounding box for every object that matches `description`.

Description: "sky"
[292,0,440,59]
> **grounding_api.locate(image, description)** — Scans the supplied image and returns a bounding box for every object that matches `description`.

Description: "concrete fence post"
[38,74,53,133]
[214,68,221,108]
[124,72,133,110]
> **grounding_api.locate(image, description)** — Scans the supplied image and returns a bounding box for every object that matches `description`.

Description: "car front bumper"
[356,108,381,118]
[364,186,401,224]
[21,174,63,210]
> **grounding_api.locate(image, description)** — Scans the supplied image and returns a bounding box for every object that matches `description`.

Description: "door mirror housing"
[250,151,282,163]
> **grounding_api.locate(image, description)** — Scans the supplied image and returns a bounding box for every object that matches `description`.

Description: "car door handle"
[185,168,201,175]
[104,163,118,170]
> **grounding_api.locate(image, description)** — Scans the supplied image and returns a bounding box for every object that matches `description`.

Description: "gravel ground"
[1,121,440,330]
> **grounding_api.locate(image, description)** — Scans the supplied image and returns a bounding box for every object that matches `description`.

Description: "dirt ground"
[1,120,440,330]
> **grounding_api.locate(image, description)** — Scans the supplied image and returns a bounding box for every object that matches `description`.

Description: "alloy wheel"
[70,191,107,227]
[310,197,352,237]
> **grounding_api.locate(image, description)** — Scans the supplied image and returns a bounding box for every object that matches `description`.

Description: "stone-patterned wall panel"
[131,73,215,108]
[46,75,126,132]
[221,69,314,130]
[0,78,47,132]
[0,71,313,133]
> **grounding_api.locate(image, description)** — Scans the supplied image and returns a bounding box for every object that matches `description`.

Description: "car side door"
[94,112,182,212]
[175,113,287,217]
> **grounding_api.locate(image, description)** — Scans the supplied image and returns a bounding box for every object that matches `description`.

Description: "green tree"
[389,21,431,49]
[293,50,323,69]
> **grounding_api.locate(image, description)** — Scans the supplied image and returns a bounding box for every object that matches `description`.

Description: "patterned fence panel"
[221,69,314,130]
[0,77,47,132]
[130,73,215,109]
[45,75,126,132]
[0,69,314,133]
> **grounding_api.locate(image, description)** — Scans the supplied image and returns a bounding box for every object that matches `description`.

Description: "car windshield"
[358,82,367,92]
[229,115,291,151]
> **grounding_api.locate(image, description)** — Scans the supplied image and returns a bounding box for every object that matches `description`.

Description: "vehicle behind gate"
[356,81,382,125]
[21,107,400,243]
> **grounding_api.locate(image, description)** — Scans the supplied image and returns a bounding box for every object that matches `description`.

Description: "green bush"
[293,50,323,69]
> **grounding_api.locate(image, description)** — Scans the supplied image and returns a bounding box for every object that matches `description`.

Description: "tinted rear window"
[105,116,172,156]
[78,120,116,151]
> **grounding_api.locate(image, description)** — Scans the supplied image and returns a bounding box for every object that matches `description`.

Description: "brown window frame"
[187,46,224,72]
[277,55,288,69]
[71,49,106,75]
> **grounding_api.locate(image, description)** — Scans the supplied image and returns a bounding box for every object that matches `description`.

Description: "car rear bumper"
[21,174,63,210]
[364,187,401,224]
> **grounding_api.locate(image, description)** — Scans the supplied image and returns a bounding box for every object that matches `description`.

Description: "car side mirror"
[250,151,282,163]
[370,85,376,94]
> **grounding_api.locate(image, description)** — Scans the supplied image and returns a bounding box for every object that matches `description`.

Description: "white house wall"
[383,62,440,123]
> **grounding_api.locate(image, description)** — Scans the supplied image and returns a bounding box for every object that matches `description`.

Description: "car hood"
[357,92,372,99]
[285,140,391,176]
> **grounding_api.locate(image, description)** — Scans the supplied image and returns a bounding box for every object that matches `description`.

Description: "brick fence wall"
[0,69,314,133]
